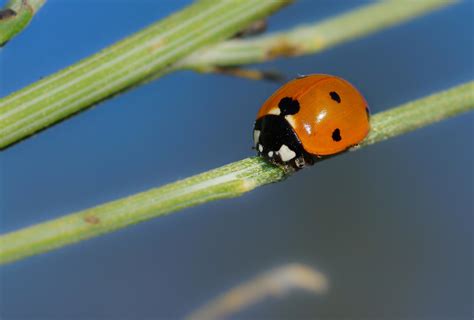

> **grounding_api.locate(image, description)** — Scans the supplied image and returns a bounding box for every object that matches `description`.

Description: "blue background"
[1,0,473,318]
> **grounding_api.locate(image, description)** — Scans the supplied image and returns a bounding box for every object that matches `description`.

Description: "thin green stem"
[0,0,45,46]
[0,0,453,149]
[0,0,291,149]
[1,81,472,265]
[178,0,453,72]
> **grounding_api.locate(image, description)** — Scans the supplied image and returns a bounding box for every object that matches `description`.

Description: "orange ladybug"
[254,74,370,170]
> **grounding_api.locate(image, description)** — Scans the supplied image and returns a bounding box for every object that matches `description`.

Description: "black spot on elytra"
[278,97,300,116]
[330,91,341,103]
[332,128,342,142]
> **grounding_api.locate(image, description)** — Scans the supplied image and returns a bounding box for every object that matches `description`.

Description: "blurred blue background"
[1,0,473,319]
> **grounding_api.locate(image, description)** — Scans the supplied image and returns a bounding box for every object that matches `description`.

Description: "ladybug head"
[253,114,314,171]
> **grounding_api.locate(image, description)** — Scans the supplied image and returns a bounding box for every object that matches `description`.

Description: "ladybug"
[254,74,370,170]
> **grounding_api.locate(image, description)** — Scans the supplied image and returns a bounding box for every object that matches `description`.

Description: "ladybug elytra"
[254,74,370,170]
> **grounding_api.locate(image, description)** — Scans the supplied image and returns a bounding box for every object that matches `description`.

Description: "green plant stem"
[0,0,453,149]
[0,0,291,149]
[1,81,472,265]
[0,0,45,46]
[177,0,453,72]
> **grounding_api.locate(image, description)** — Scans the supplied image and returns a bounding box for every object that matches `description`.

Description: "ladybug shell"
[256,74,369,156]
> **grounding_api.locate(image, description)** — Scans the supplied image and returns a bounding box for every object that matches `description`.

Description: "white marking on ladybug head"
[278,144,296,162]
[253,130,261,147]
[295,157,306,168]
[258,144,263,152]
[268,151,274,157]
[268,108,281,116]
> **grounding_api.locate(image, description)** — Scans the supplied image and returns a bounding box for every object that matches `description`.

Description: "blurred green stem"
[1,81,472,265]
[0,0,291,149]
[178,0,453,73]
[0,0,453,149]
[0,0,45,46]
